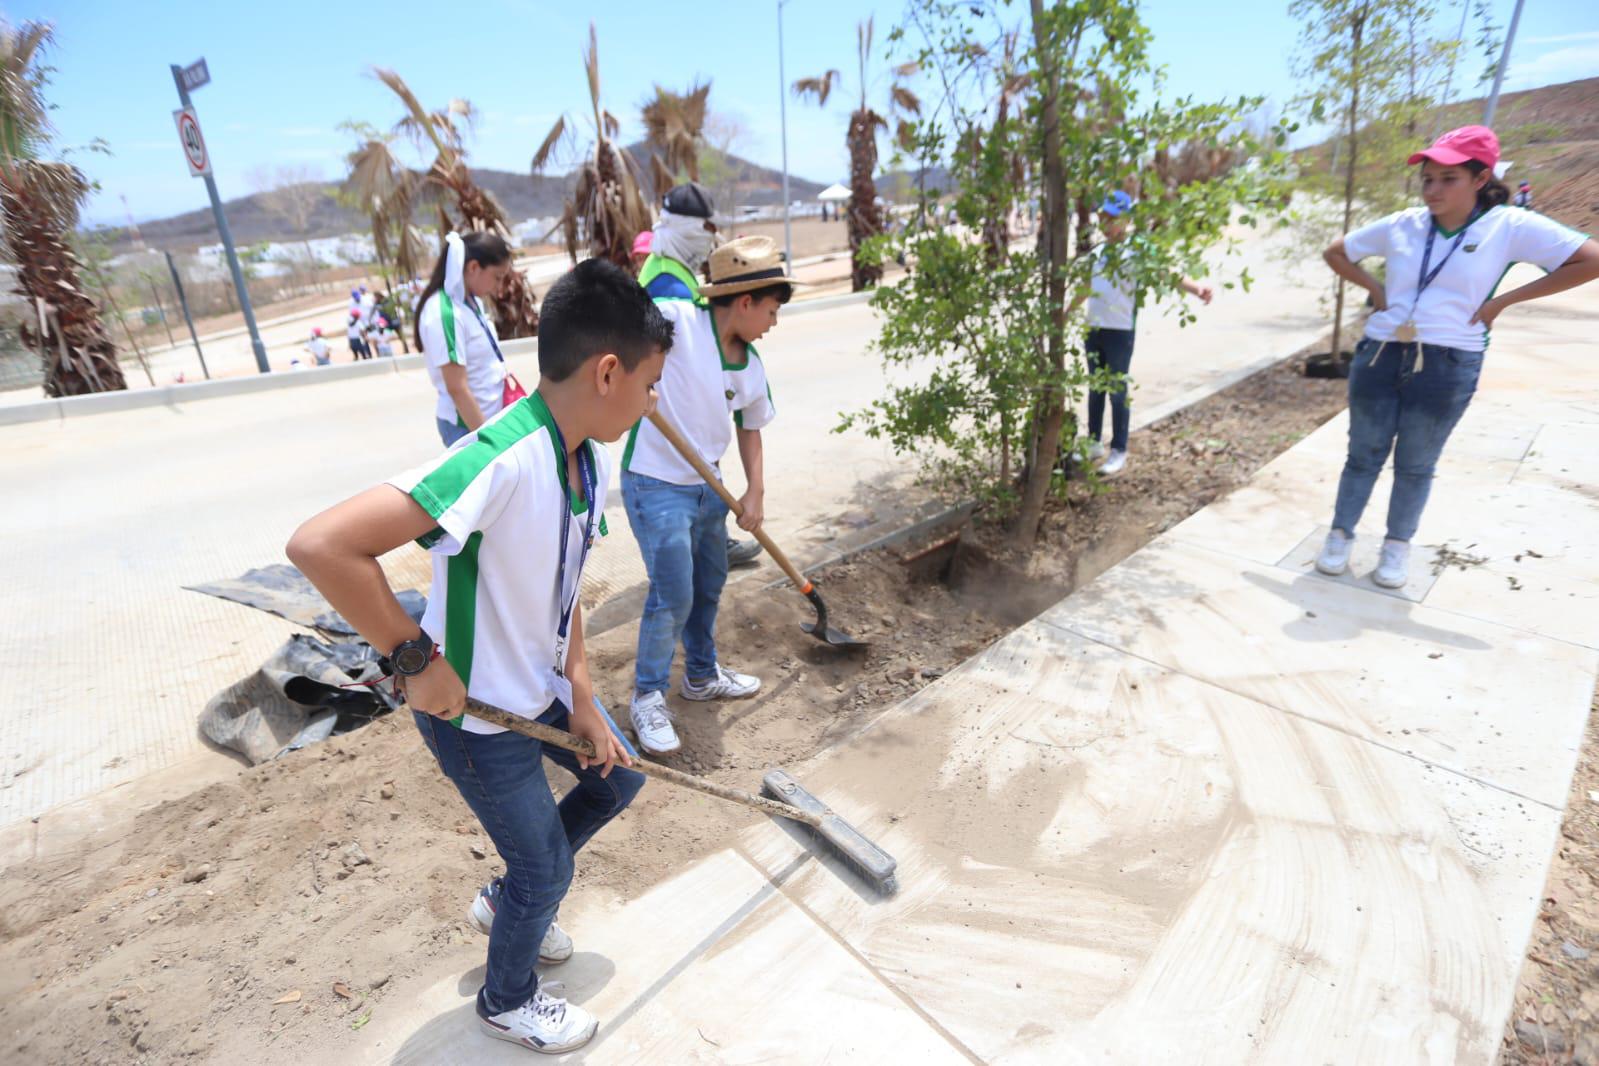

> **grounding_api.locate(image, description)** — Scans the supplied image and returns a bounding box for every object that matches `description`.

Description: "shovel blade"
[801,621,871,649]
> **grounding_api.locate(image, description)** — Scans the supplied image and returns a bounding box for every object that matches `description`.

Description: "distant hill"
[1300,75,1599,233]
[103,145,828,254]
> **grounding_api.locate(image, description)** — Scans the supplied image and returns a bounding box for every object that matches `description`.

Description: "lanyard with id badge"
[1395,208,1481,344]
[462,295,529,408]
[547,418,597,713]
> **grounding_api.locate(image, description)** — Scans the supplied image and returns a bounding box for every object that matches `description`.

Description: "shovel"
[646,410,868,650]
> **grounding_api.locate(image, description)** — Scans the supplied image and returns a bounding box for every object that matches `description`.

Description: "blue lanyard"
[1415,209,1480,302]
[462,297,506,364]
[546,415,597,678]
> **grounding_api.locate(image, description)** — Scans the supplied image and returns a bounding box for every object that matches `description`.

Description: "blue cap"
[1099,190,1135,217]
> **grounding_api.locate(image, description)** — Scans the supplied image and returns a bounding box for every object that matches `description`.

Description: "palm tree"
[532,24,655,268]
[372,68,539,338]
[793,16,920,291]
[342,131,428,283]
[0,20,124,395]
[640,80,710,199]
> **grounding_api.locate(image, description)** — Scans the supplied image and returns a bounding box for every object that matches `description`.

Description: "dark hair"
[1462,161,1511,213]
[708,283,794,309]
[538,258,674,382]
[413,231,513,349]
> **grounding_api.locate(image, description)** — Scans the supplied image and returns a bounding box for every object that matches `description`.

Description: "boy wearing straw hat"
[621,235,803,754]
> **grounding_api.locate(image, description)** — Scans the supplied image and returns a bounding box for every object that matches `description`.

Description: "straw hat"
[697,235,807,298]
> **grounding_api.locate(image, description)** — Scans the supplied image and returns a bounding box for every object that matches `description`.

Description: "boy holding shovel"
[287,259,673,1054]
[620,235,801,754]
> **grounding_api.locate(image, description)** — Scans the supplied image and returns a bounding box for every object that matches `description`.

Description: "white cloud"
[1503,43,1599,90]
[1520,31,1599,46]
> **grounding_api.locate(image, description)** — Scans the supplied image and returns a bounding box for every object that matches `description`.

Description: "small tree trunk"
[1331,5,1367,363]
[1015,0,1071,546]
[846,109,884,291]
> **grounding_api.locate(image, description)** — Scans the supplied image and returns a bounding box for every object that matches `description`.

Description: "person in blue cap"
[1075,190,1213,476]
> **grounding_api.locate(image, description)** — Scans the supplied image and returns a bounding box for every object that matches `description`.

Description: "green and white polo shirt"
[621,299,776,485]
[1343,204,1588,351]
[388,392,610,734]
[419,291,508,427]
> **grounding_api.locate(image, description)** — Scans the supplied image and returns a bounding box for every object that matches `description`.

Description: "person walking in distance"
[1315,125,1599,588]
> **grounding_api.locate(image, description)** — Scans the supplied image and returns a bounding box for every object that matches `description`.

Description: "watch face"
[394,645,430,675]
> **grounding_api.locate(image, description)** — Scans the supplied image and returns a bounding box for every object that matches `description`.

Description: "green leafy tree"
[847,0,1290,545]
[1286,0,1492,361]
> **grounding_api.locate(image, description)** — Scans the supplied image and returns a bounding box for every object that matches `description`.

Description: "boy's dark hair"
[413,231,512,350]
[539,258,674,381]
[708,283,794,309]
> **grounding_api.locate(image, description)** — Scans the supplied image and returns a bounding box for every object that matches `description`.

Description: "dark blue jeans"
[622,470,729,695]
[1086,327,1135,452]
[437,417,469,447]
[1332,337,1483,543]
[412,699,644,1017]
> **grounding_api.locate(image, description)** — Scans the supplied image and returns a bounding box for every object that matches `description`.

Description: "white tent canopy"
[817,183,850,202]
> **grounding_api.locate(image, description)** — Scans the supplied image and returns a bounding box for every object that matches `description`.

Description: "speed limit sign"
[173,107,211,177]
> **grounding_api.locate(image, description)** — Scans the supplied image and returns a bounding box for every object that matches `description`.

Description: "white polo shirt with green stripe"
[622,299,776,485]
[420,291,508,427]
[388,392,610,734]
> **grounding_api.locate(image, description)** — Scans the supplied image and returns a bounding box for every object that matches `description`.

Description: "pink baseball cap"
[631,230,653,256]
[1408,125,1499,169]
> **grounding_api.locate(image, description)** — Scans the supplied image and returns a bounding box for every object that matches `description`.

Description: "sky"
[13,0,1599,227]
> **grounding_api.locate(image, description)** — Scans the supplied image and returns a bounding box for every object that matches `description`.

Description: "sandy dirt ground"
[0,351,1350,1064]
[1502,688,1599,1065]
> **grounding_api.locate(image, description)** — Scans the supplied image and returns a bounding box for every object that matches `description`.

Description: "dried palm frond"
[530,115,567,173]
[792,70,841,107]
[535,21,654,267]
[641,79,710,184]
[891,86,922,115]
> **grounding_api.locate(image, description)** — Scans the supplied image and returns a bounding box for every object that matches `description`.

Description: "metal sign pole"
[165,250,210,380]
[170,62,269,374]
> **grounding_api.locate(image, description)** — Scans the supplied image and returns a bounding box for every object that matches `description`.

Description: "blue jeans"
[622,470,730,695]
[437,417,469,447]
[412,699,644,1017]
[1086,327,1135,452]
[1332,338,1482,543]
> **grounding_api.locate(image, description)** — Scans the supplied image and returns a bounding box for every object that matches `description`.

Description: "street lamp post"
[1482,0,1527,127]
[778,0,793,269]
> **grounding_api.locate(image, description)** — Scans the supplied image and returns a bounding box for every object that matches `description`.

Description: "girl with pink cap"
[1315,125,1599,588]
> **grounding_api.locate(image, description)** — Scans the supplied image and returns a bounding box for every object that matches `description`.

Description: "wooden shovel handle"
[461,698,823,828]
[645,410,813,594]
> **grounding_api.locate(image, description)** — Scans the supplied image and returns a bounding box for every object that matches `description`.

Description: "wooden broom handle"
[645,410,813,593]
[461,698,823,827]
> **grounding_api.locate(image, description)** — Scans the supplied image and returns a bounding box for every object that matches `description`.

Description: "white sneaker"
[629,690,680,754]
[1084,440,1107,462]
[1098,449,1127,477]
[1373,538,1411,588]
[467,879,574,964]
[1315,529,1353,575]
[478,986,597,1054]
[680,664,761,701]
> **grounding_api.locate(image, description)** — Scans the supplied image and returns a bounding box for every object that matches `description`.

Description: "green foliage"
[844,0,1291,520]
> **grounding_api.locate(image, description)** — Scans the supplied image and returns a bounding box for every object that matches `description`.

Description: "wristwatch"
[388,632,436,677]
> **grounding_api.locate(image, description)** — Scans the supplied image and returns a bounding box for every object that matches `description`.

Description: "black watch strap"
[389,632,435,677]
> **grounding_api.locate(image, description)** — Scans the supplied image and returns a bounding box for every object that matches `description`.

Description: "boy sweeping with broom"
[286,259,672,1054]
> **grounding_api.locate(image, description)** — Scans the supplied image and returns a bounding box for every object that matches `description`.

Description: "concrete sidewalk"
[365,274,1599,1063]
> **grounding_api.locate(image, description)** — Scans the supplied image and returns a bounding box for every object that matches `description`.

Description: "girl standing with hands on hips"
[418,232,522,446]
[1316,125,1599,588]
